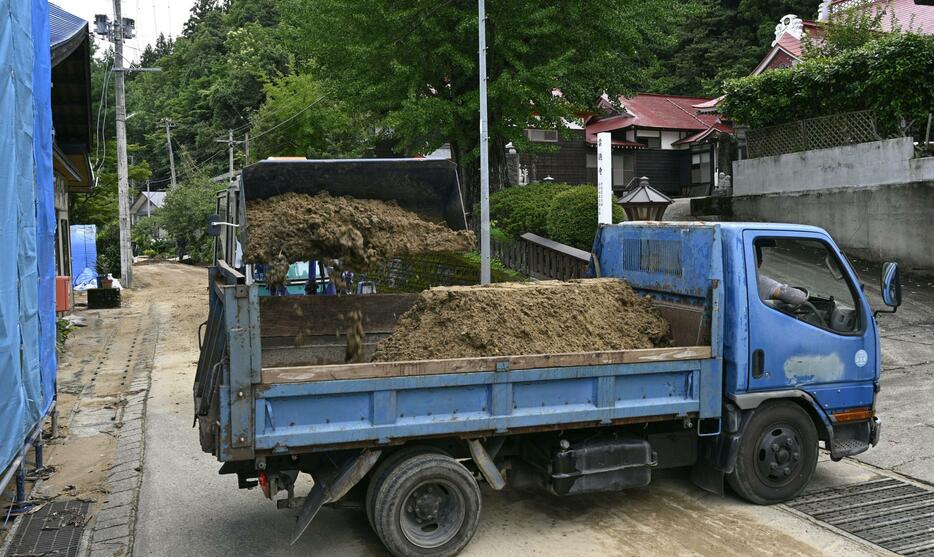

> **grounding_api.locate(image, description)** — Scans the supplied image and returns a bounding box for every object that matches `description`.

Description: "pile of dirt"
[244,192,475,269]
[371,278,670,361]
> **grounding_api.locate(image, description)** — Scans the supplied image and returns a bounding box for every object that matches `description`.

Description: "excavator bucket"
[239,157,468,230]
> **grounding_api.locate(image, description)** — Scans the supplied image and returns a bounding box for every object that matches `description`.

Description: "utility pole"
[161,118,177,188]
[215,130,239,183]
[228,129,234,180]
[244,132,250,166]
[113,0,132,288]
[145,180,151,218]
[477,0,491,285]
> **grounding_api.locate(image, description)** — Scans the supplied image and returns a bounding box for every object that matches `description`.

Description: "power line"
[249,95,329,142]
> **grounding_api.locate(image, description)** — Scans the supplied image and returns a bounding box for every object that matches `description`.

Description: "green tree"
[649,0,818,96]
[250,72,369,159]
[158,176,225,262]
[802,2,887,58]
[285,0,694,206]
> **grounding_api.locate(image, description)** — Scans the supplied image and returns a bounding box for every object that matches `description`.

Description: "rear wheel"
[373,453,481,557]
[366,446,447,532]
[728,401,818,504]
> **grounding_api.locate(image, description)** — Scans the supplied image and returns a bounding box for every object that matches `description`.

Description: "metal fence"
[747,110,880,159]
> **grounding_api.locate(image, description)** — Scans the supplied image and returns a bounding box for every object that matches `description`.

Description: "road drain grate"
[4,500,89,557]
[787,477,934,556]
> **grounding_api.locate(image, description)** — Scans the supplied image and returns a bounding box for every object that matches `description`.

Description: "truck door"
[743,231,877,412]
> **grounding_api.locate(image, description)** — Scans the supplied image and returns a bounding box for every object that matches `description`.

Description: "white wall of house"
[661,131,683,150]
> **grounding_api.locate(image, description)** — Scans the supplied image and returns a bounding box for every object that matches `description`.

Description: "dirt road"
[126,262,882,557]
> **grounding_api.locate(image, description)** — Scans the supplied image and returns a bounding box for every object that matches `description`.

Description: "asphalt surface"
[129,260,934,556]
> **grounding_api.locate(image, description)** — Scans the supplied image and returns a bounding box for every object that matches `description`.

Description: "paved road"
[128,261,934,556]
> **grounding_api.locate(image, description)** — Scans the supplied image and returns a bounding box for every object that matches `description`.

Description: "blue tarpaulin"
[1,0,56,478]
[70,224,97,287]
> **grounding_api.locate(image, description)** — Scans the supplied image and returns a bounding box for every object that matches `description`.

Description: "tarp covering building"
[1,0,58,478]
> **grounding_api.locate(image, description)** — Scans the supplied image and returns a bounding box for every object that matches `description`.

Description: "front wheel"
[728,401,818,504]
[372,453,481,557]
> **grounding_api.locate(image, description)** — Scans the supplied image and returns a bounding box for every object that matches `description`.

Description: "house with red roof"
[753,0,934,75]
[511,93,734,196]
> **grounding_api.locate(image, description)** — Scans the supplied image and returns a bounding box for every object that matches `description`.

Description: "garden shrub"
[545,185,625,251]
[485,182,572,239]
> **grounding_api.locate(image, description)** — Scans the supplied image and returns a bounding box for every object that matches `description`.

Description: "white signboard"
[596,132,613,225]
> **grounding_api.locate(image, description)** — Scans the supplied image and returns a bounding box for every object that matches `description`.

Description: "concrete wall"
[732,181,934,270]
[733,137,934,196]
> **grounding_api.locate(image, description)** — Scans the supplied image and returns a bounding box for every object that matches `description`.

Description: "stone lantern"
[617,177,673,221]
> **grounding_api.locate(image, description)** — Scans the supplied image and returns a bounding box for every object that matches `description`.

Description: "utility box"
[55,276,72,312]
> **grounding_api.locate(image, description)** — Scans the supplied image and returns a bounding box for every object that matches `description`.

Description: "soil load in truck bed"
[371,279,671,362]
[244,192,475,268]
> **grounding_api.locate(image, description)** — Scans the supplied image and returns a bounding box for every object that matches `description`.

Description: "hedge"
[545,186,625,250]
[487,182,572,238]
[720,33,934,132]
[486,183,626,251]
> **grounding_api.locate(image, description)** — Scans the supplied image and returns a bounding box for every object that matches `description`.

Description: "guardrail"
[492,233,590,280]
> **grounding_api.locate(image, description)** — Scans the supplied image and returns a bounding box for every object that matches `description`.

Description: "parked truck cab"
[687,223,887,503]
[197,166,900,557]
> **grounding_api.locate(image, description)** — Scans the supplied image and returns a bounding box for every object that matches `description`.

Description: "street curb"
[85,313,159,557]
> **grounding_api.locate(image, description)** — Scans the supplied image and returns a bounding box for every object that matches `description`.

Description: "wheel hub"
[757,426,801,485]
[400,480,467,549]
[414,491,441,521]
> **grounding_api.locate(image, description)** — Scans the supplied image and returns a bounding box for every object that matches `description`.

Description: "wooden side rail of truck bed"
[261,346,713,383]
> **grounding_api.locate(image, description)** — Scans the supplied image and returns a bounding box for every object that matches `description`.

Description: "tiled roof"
[50,3,87,48]
[831,0,934,33]
[587,93,724,142]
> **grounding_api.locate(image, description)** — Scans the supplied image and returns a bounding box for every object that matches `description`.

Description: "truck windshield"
[755,238,861,334]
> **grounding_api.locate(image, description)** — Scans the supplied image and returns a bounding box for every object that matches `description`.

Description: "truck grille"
[787,477,934,556]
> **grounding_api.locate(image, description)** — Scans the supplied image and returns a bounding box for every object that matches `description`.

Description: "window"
[526,129,558,143]
[586,153,596,168]
[754,238,861,334]
[691,150,711,184]
[636,136,661,149]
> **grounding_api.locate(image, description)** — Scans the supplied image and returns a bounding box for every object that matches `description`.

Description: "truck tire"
[373,453,481,557]
[366,446,447,533]
[728,401,818,504]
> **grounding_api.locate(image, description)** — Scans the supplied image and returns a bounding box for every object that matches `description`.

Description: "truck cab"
[708,223,885,501]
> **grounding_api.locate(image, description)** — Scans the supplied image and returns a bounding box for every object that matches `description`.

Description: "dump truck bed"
[195,220,724,461]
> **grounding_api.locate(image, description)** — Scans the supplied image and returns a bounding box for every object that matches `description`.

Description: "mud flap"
[691,460,724,496]
[290,450,381,545]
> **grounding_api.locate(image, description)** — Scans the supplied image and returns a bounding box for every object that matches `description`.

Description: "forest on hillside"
[95,0,817,195]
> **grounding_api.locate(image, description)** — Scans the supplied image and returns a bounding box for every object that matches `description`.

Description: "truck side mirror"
[207,214,221,237]
[881,262,902,309]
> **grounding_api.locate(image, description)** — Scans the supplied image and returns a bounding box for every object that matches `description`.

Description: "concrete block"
[101,489,135,509]
[106,476,139,494]
[93,523,131,542]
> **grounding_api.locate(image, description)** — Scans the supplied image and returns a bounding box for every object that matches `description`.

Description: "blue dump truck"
[195,159,901,557]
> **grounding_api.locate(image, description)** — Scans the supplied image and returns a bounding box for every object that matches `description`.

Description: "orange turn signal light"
[832,408,874,423]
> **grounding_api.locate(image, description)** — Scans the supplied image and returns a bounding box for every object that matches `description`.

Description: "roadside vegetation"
[484,183,625,251]
[722,33,934,135]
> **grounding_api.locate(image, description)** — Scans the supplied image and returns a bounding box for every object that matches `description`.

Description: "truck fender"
[729,390,834,446]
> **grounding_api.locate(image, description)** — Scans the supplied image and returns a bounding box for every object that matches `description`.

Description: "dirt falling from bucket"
[371,279,671,362]
[244,192,475,269]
